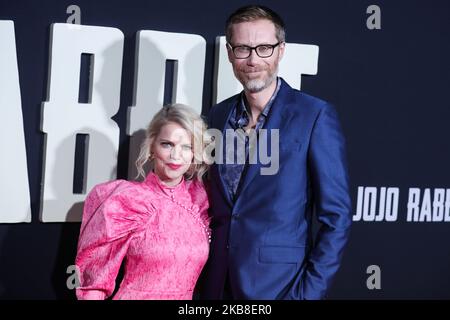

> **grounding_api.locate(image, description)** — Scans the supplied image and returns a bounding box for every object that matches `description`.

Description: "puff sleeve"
[74,181,154,300]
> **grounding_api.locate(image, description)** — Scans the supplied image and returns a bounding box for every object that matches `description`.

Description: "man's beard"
[237,66,278,93]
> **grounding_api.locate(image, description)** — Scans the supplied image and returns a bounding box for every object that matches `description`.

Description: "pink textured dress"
[75,172,210,300]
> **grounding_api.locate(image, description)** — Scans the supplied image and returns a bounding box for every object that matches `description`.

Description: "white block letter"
[407,188,421,222]
[0,21,31,223]
[385,187,399,222]
[41,24,124,222]
[363,187,377,221]
[419,188,432,222]
[432,188,444,222]
[127,30,206,178]
[353,186,364,221]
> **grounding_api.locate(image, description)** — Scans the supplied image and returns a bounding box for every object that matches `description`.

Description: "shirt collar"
[144,171,186,196]
[235,77,281,128]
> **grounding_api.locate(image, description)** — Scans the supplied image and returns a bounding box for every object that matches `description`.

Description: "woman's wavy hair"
[135,104,210,182]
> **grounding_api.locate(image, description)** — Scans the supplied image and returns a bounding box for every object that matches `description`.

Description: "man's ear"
[226,44,233,63]
[278,42,286,62]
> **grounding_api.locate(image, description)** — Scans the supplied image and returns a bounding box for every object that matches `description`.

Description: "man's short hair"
[225,5,286,43]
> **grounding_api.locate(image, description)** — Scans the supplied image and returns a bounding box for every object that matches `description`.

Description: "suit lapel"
[211,97,238,207]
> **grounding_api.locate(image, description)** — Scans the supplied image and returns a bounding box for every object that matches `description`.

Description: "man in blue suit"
[199,5,352,300]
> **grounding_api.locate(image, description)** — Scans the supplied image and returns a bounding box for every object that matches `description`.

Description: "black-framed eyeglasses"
[227,42,282,59]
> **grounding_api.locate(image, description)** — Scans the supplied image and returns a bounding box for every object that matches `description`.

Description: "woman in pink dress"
[75,104,211,300]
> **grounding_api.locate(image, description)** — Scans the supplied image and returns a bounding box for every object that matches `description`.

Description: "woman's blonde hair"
[135,104,210,182]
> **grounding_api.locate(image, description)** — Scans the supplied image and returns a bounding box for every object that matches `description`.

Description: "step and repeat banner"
[0,0,449,299]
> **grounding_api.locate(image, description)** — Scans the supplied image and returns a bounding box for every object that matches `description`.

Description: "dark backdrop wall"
[0,0,449,299]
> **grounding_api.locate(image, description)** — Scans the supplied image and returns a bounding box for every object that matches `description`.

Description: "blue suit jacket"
[199,78,352,300]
